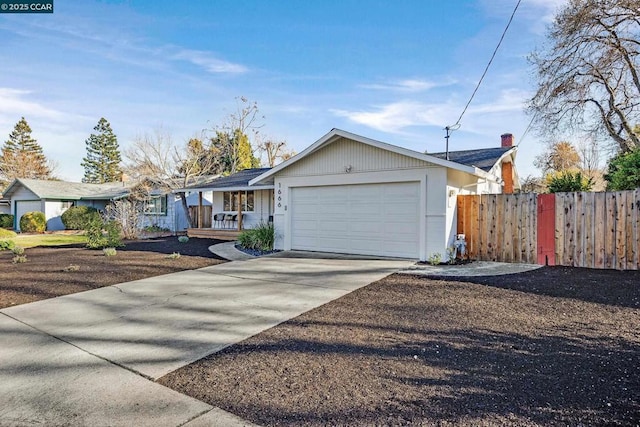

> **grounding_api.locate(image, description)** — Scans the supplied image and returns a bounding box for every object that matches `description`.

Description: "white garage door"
[291,182,420,258]
[15,201,42,231]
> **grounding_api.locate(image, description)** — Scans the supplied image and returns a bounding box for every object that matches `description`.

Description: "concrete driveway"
[0,254,412,426]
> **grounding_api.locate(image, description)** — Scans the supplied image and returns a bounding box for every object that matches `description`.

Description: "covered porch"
[181,168,274,240]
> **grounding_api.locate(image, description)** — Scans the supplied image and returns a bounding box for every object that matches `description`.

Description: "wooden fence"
[457,190,640,270]
[457,194,538,264]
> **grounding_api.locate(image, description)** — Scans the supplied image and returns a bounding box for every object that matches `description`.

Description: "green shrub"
[0,228,17,239]
[0,239,15,251]
[12,246,25,255]
[238,222,274,252]
[0,213,14,229]
[85,219,124,249]
[178,236,189,243]
[12,254,27,264]
[427,253,442,266]
[166,252,181,259]
[61,206,100,230]
[19,211,46,233]
[103,247,117,256]
[546,171,594,193]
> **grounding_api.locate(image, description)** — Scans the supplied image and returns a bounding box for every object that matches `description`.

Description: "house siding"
[44,200,70,231]
[77,200,109,210]
[277,137,435,177]
[139,195,177,232]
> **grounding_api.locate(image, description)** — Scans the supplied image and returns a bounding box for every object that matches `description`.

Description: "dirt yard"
[159,267,640,426]
[0,236,225,308]
[2,239,638,426]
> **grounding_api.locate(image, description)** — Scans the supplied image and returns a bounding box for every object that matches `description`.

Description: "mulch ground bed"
[0,236,225,309]
[159,266,640,426]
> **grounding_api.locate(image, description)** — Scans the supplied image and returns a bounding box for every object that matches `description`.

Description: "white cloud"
[360,78,456,93]
[332,89,529,134]
[171,49,248,74]
[467,89,529,114]
[331,100,455,133]
[0,88,65,120]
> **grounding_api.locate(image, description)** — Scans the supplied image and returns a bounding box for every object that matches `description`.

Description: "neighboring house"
[0,198,10,215]
[2,178,176,232]
[188,128,519,261]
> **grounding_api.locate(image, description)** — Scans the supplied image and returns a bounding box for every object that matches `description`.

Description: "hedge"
[19,211,46,233]
[0,213,13,229]
[61,205,100,230]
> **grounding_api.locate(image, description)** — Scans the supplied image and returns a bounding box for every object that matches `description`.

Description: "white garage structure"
[251,129,518,261]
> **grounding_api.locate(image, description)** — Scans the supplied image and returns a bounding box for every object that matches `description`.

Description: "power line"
[450,0,523,129]
[517,112,536,147]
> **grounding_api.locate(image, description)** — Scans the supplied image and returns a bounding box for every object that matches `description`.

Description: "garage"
[14,200,42,231]
[290,182,420,258]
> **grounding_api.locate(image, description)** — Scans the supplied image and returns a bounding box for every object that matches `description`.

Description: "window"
[61,201,74,209]
[144,195,167,215]
[223,191,254,212]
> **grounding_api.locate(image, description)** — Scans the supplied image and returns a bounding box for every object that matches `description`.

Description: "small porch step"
[187,228,242,241]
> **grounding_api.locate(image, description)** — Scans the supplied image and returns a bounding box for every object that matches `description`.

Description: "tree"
[123,128,218,228]
[81,118,123,183]
[547,171,594,192]
[534,141,582,174]
[0,117,53,189]
[256,135,296,167]
[519,175,547,193]
[604,148,640,189]
[528,0,640,153]
[209,97,262,174]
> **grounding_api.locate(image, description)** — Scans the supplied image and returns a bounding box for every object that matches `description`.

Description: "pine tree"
[81,118,123,183]
[0,117,52,187]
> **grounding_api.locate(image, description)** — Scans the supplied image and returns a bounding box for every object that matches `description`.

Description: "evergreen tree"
[81,118,123,183]
[0,117,52,188]
[605,148,640,190]
[209,129,260,175]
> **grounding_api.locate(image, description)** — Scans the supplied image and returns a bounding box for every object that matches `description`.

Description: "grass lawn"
[12,233,87,248]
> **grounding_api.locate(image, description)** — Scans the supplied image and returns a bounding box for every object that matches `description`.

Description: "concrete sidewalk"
[0,254,412,426]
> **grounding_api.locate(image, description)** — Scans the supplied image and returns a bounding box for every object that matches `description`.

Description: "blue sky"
[0,0,565,181]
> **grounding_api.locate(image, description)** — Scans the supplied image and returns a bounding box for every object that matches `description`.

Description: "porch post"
[237,191,243,231]
[198,191,203,229]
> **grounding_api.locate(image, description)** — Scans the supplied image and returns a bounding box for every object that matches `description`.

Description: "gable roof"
[430,146,513,172]
[2,178,130,200]
[250,128,512,185]
[182,168,274,192]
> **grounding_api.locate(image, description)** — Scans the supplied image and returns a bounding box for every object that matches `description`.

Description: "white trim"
[250,128,499,186]
[179,185,274,193]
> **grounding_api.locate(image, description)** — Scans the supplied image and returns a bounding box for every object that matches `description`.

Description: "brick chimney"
[501,133,514,147]
[501,133,514,194]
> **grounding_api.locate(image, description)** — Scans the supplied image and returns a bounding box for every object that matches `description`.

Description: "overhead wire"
[449,0,523,129]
